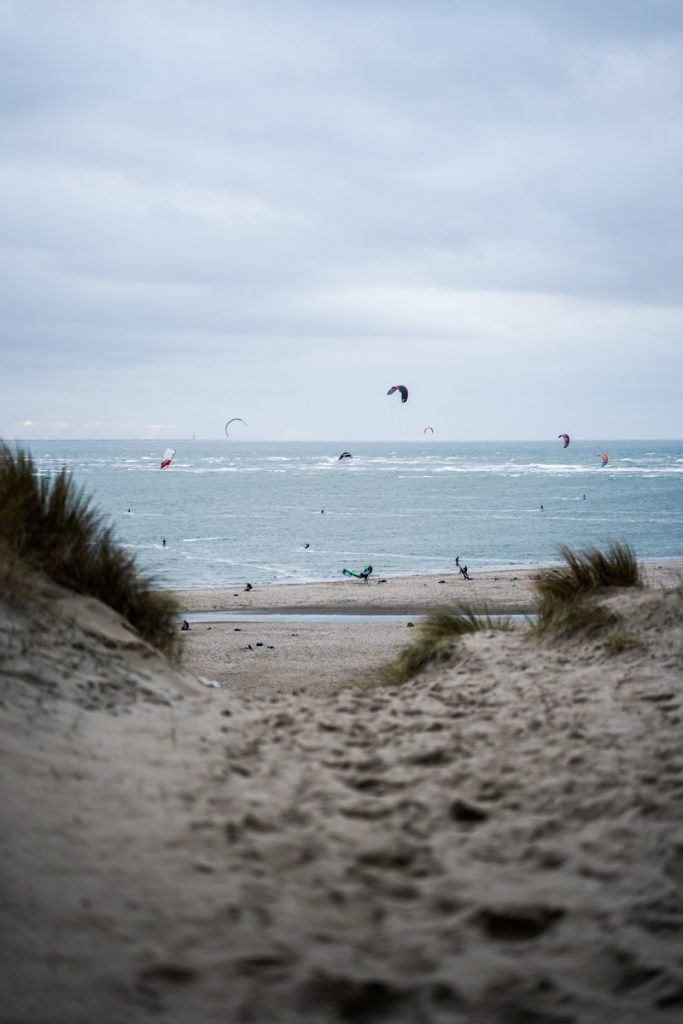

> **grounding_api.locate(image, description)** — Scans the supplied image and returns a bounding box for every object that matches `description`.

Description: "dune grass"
[373,605,511,686]
[533,542,641,638]
[0,444,180,658]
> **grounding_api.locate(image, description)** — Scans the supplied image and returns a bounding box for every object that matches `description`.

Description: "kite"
[599,453,609,467]
[338,451,353,460]
[160,447,176,470]
[225,418,247,438]
[424,426,434,434]
[558,433,570,449]
[341,564,373,581]
[387,385,409,403]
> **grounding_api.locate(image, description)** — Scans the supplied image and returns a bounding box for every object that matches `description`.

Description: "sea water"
[14,440,683,589]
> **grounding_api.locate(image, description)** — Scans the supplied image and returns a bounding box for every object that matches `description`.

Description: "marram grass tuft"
[0,444,180,659]
[372,605,511,686]
[533,542,640,638]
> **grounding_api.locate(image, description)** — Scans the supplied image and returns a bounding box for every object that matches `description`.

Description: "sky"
[1,0,682,441]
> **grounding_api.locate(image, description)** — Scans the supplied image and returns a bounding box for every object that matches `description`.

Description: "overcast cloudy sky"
[1,0,681,441]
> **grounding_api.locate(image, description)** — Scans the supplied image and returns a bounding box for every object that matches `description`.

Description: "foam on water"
[13,439,683,588]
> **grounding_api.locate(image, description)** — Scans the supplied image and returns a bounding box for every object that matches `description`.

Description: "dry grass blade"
[372,604,511,686]
[0,444,180,659]
[533,542,640,638]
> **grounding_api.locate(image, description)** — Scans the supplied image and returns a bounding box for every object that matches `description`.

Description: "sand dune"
[1,558,682,1023]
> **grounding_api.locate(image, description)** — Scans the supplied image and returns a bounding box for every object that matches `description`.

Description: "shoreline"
[168,560,683,617]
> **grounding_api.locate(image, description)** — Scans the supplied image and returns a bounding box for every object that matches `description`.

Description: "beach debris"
[266,645,274,649]
[256,642,263,647]
[244,644,253,651]
[557,433,570,448]
[224,417,247,438]
[438,579,445,583]
[387,384,409,403]
[159,447,176,469]
[180,619,190,631]
[407,622,415,628]
[234,627,242,632]
[198,676,221,688]
[338,451,353,459]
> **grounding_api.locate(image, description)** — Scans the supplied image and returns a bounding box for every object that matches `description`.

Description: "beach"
[171,562,682,697]
[2,558,683,1022]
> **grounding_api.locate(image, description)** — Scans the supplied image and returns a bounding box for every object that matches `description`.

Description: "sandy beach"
[171,562,682,697]
[2,558,683,1022]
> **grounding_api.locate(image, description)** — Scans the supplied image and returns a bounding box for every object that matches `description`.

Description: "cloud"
[1,1,682,438]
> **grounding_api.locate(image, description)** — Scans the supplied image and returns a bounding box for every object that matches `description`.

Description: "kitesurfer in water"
[162,538,166,547]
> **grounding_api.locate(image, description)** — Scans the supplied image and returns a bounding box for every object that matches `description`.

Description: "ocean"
[14,439,683,589]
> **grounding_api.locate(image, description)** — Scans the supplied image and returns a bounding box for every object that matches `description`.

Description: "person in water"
[162,538,166,547]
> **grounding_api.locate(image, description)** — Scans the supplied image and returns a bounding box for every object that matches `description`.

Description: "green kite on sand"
[341,564,373,581]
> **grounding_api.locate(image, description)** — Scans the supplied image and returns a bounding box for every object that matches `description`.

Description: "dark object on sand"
[245,583,253,591]
[180,619,190,631]
[407,622,415,628]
